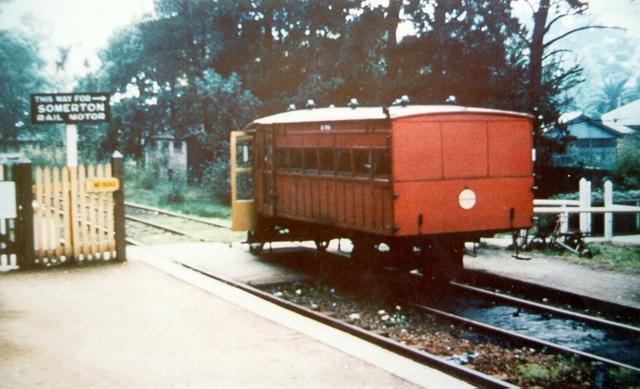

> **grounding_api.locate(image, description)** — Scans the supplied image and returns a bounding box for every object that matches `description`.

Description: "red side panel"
[442,121,488,178]
[393,178,533,235]
[393,121,442,180]
[274,174,394,234]
[392,114,533,237]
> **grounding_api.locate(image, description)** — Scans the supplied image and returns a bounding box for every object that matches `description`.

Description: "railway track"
[406,284,640,374]
[124,202,240,245]
[459,270,640,325]
[124,204,640,386]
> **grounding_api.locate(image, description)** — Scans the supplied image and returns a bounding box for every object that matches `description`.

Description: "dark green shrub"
[161,179,185,204]
[202,159,230,205]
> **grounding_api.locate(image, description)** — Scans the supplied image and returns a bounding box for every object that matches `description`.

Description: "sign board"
[31,92,111,124]
[86,177,120,193]
[0,181,17,219]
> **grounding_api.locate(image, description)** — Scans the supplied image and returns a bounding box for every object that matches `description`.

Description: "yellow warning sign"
[86,177,120,193]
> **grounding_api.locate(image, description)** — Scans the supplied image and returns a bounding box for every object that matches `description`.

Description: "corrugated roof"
[555,111,634,136]
[601,99,640,128]
[252,105,532,125]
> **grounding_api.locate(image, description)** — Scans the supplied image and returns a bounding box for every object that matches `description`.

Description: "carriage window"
[236,172,254,200]
[372,149,390,179]
[290,149,303,172]
[336,149,351,176]
[353,149,371,177]
[319,148,333,175]
[236,142,252,169]
[276,148,288,170]
[304,148,318,174]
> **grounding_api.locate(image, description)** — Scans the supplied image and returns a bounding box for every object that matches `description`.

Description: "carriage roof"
[251,105,532,126]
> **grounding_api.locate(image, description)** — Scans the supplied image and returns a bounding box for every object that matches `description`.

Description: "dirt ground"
[464,247,640,308]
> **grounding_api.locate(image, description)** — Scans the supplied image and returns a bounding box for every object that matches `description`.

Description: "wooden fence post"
[111,151,126,262]
[604,180,613,242]
[579,178,591,235]
[13,160,35,268]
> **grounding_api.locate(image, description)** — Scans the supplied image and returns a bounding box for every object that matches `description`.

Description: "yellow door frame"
[230,131,257,231]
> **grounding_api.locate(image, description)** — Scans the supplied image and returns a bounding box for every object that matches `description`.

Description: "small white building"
[144,133,188,180]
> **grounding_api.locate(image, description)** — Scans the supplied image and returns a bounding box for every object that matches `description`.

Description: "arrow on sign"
[91,96,108,102]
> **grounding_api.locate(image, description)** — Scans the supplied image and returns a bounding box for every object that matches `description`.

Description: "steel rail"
[125,214,208,242]
[450,280,640,336]
[408,301,640,373]
[460,270,640,323]
[124,202,231,229]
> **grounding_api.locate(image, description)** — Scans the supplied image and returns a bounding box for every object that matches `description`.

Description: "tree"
[86,5,260,164]
[615,134,640,189]
[588,77,637,117]
[518,0,623,127]
[0,30,47,140]
[389,0,525,108]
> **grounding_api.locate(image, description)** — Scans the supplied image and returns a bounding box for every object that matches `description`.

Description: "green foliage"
[588,77,638,118]
[608,367,640,387]
[71,0,600,188]
[0,30,47,140]
[587,244,640,273]
[615,135,640,189]
[517,362,568,383]
[160,180,185,204]
[201,159,230,205]
[125,162,230,218]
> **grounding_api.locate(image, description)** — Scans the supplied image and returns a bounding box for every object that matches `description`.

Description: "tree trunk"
[528,0,550,132]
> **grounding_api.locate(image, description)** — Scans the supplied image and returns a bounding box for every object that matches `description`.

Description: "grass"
[582,243,640,273]
[481,237,640,274]
[124,163,231,220]
[516,361,572,384]
[523,241,640,274]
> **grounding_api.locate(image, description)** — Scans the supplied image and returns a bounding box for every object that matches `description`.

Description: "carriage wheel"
[249,242,264,256]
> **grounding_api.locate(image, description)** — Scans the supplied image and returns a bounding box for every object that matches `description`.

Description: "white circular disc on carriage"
[458,189,477,210]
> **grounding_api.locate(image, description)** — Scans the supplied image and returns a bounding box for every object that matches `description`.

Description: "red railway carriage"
[231,105,534,278]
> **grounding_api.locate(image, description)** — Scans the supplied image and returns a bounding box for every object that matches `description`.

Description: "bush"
[615,134,640,189]
[160,170,187,204]
[202,159,230,205]
[161,182,185,204]
[124,162,158,190]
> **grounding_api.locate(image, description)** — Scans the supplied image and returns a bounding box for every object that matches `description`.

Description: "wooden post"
[12,160,35,268]
[604,180,613,242]
[579,178,591,235]
[111,151,126,262]
[560,203,569,234]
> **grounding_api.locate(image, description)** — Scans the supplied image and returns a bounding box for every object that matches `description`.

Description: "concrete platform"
[0,247,472,388]
[132,242,309,286]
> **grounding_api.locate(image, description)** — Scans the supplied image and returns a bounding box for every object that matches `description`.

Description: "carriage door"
[231,131,257,231]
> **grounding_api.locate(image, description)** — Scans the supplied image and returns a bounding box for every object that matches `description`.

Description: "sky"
[0,0,155,89]
[0,0,638,92]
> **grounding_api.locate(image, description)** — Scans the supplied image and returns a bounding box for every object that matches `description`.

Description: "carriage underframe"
[246,216,505,280]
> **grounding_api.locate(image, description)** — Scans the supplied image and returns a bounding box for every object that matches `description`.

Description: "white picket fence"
[534,178,640,241]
